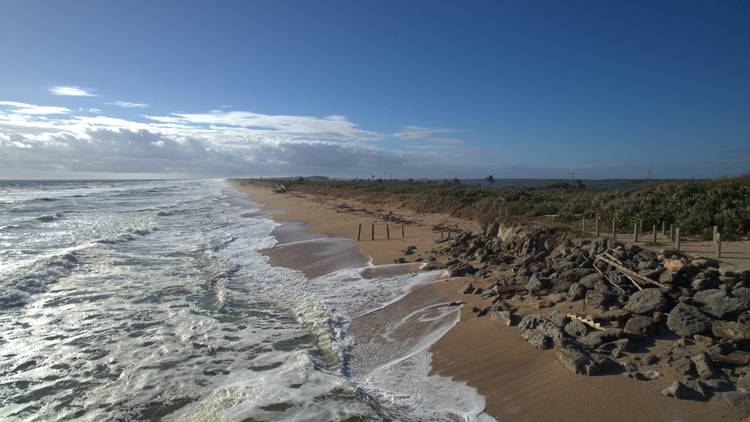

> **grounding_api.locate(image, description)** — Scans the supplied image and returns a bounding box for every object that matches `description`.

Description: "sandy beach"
[232,181,746,421]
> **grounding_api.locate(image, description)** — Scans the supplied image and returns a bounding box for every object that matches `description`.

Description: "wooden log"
[716,232,722,258]
[596,252,667,289]
[357,223,362,241]
[566,314,606,331]
[710,350,750,366]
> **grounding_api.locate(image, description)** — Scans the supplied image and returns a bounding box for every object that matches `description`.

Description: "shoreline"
[230,180,745,421]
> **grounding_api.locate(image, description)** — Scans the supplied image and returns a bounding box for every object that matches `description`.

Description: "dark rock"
[555,343,620,376]
[518,314,543,331]
[563,268,595,282]
[568,282,587,301]
[579,272,603,289]
[690,352,719,380]
[525,274,545,293]
[578,328,624,349]
[624,315,658,336]
[702,293,750,320]
[449,261,476,277]
[461,283,476,295]
[624,288,667,315]
[521,329,552,350]
[597,309,630,323]
[667,303,712,337]
[584,289,610,308]
[711,321,750,341]
[394,257,406,264]
[643,353,659,365]
[564,319,589,338]
[546,310,568,329]
[662,380,708,401]
[669,357,695,377]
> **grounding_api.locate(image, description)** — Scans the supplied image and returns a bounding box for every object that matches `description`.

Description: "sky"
[0,0,748,180]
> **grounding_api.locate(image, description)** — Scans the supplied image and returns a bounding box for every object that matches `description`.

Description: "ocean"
[0,179,492,421]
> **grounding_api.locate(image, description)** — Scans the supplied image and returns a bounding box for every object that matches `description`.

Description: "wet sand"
[231,180,745,422]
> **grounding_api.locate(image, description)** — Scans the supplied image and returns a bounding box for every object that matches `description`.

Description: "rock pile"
[433,223,750,414]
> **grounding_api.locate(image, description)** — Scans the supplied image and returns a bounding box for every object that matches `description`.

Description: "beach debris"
[272,184,288,193]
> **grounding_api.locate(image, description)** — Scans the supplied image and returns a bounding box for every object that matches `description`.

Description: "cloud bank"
[1,99,474,178]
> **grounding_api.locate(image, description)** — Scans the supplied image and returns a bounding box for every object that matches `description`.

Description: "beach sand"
[231,181,745,421]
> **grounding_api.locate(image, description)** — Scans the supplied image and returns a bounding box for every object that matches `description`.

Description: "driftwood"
[710,351,750,366]
[566,313,605,331]
[596,252,667,289]
[581,253,628,295]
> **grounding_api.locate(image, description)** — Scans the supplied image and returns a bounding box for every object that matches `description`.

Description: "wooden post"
[675,228,681,251]
[633,223,638,242]
[581,216,586,234]
[440,231,444,240]
[371,223,375,240]
[652,225,657,243]
[715,232,722,258]
[611,218,616,240]
[713,225,718,241]
[661,221,666,238]
[638,218,642,234]
[669,224,674,241]
[401,224,405,239]
[357,223,362,241]
[595,217,600,237]
[386,224,390,240]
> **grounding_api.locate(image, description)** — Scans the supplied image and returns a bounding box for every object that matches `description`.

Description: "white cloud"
[49,86,96,97]
[0,101,70,115]
[0,99,491,178]
[108,101,149,108]
[394,125,457,141]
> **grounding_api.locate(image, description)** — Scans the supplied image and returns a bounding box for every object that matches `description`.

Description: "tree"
[485,174,495,188]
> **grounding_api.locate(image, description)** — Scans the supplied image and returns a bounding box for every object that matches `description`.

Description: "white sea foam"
[0,179,494,421]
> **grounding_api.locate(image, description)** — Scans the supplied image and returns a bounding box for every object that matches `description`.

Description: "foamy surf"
[0,179,493,421]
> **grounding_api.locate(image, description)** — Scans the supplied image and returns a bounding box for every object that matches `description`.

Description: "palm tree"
[485,174,495,188]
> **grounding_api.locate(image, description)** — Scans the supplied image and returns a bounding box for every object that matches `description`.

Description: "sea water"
[0,179,492,421]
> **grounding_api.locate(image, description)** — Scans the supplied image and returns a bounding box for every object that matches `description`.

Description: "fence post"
[633,223,638,242]
[713,225,718,241]
[371,223,375,240]
[638,218,642,234]
[716,232,722,258]
[386,224,390,240]
[652,225,657,243]
[581,216,586,234]
[669,224,674,241]
[661,221,666,238]
[595,217,600,237]
[401,224,405,239]
[357,223,362,241]
[675,228,681,251]
[612,218,616,240]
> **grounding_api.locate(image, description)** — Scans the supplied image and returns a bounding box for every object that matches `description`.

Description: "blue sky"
[0,0,748,179]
